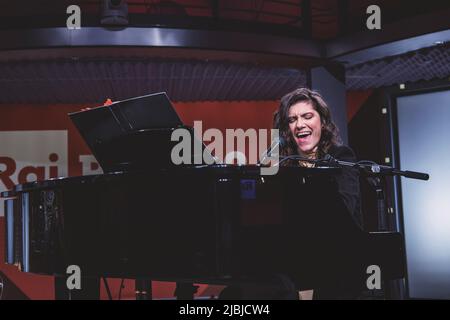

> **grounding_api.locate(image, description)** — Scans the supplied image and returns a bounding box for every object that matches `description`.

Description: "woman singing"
[273,87,362,227]
[220,87,363,300]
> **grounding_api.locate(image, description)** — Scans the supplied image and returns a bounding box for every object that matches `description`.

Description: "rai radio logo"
[0,130,68,216]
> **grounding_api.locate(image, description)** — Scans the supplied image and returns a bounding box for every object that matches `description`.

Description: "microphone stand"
[323,158,429,181]
[327,157,430,300]
[366,176,388,231]
[278,154,429,180]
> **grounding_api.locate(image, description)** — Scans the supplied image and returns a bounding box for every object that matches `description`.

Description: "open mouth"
[295,131,312,139]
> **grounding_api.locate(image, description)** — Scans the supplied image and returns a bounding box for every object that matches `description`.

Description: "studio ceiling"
[0,0,449,103]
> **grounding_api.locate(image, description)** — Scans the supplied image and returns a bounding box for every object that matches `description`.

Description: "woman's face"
[288,101,322,156]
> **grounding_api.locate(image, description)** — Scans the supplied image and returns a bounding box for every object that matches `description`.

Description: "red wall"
[0,100,279,299]
[347,90,373,122]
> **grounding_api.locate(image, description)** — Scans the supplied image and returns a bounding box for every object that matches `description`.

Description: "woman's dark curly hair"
[273,87,342,162]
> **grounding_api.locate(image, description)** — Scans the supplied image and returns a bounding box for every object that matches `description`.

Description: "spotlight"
[101,0,128,26]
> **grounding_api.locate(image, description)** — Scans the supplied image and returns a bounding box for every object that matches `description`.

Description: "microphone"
[322,154,334,162]
[315,153,338,167]
[401,170,429,181]
[259,136,285,165]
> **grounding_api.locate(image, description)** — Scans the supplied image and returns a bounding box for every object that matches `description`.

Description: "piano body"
[2,146,405,297]
[1,93,406,298]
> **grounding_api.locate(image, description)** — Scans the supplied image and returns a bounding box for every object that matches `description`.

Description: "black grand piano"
[2,93,405,299]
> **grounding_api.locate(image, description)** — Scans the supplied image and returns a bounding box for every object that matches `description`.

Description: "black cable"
[277,155,325,166]
[118,278,125,300]
[102,277,113,300]
[356,160,378,165]
[278,154,367,167]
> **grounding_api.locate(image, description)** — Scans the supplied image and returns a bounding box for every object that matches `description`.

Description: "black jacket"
[327,144,363,228]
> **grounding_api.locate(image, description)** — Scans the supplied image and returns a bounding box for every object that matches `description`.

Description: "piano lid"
[68,92,187,173]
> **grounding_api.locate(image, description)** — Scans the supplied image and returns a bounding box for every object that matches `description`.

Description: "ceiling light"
[101,0,128,26]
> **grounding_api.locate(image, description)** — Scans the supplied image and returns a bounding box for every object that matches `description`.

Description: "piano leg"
[174,282,199,300]
[54,276,100,300]
[135,279,152,300]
